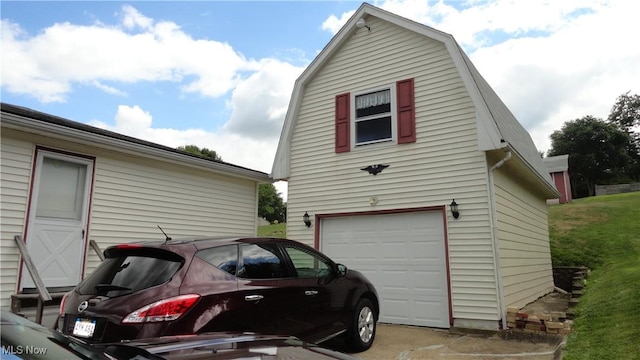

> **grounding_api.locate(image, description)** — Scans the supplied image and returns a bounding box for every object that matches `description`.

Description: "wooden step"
[11,292,68,313]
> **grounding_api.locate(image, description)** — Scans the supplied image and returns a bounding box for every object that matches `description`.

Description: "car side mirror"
[336,263,347,277]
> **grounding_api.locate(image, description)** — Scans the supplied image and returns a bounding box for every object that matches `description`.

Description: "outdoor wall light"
[356,18,371,31]
[303,212,312,228]
[450,199,460,219]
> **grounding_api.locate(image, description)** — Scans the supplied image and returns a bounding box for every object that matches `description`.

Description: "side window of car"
[283,246,332,278]
[238,244,288,279]
[195,245,238,275]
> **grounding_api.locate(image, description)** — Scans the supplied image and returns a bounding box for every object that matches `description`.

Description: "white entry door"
[321,211,450,328]
[21,151,93,290]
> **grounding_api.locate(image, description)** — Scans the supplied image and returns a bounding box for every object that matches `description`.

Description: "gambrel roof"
[272,3,557,196]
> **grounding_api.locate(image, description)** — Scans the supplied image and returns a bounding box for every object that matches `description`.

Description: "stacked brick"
[506,306,572,335]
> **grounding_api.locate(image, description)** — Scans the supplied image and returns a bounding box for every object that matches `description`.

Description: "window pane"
[36,157,87,220]
[283,246,332,278]
[196,245,238,275]
[238,244,288,279]
[356,116,392,143]
[356,102,391,118]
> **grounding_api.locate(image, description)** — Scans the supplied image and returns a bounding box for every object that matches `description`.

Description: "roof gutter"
[488,150,511,330]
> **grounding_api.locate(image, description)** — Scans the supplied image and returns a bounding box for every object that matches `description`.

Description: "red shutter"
[396,78,416,144]
[335,93,350,153]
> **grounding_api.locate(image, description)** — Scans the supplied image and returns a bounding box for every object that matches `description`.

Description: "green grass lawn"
[257,222,286,238]
[549,192,640,359]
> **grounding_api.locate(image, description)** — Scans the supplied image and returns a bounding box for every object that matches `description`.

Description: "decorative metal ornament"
[361,164,389,175]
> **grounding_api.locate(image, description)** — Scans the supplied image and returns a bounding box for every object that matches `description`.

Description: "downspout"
[488,150,511,330]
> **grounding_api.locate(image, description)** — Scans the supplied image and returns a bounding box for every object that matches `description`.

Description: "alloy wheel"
[357,305,374,343]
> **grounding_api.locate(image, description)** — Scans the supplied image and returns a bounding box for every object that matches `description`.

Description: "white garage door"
[321,211,450,328]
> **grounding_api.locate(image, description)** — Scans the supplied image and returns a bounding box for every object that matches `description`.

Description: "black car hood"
[107,332,358,360]
[1,310,114,360]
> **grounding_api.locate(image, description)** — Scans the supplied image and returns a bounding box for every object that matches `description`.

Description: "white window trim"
[350,83,397,149]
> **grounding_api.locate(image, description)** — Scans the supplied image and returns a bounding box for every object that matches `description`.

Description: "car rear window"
[77,247,184,297]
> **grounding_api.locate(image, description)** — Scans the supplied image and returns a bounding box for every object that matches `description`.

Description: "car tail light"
[122,294,200,323]
[59,292,70,316]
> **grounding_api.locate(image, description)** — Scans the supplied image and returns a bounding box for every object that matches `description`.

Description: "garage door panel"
[414,299,449,327]
[379,269,447,296]
[383,298,410,322]
[383,298,448,327]
[321,211,450,328]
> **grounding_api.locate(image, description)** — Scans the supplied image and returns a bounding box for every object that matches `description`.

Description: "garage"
[320,210,450,328]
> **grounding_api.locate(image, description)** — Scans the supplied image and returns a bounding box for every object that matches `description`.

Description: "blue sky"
[2,1,639,200]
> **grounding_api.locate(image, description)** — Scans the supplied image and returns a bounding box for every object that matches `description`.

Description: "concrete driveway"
[32,306,563,360]
[329,324,563,360]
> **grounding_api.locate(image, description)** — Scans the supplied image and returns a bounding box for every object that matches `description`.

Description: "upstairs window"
[335,78,415,153]
[355,88,393,145]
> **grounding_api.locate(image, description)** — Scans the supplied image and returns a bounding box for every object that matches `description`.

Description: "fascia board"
[2,112,271,183]
[270,78,302,181]
[506,145,560,198]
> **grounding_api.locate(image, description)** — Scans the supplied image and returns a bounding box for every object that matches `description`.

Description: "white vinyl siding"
[494,168,554,308]
[85,153,258,276]
[1,129,260,308]
[287,17,499,323]
[0,136,33,308]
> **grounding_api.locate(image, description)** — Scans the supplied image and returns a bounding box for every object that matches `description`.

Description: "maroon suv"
[58,237,379,351]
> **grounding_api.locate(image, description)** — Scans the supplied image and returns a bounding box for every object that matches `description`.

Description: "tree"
[608,91,640,134]
[608,92,640,180]
[548,116,632,198]
[177,145,222,161]
[258,183,286,223]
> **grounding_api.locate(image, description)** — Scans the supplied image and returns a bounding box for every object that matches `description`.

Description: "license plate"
[73,318,96,338]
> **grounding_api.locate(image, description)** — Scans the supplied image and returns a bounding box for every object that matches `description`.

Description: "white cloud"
[321,10,355,34]
[92,81,127,96]
[120,4,153,30]
[468,0,640,151]
[224,59,304,139]
[0,5,253,103]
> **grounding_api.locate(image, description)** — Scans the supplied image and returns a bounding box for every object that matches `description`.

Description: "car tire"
[346,298,376,352]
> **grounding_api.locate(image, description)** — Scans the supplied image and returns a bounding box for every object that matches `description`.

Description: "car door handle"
[245,295,264,301]
[305,290,318,296]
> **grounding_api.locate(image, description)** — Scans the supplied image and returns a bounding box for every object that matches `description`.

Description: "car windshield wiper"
[95,284,131,292]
